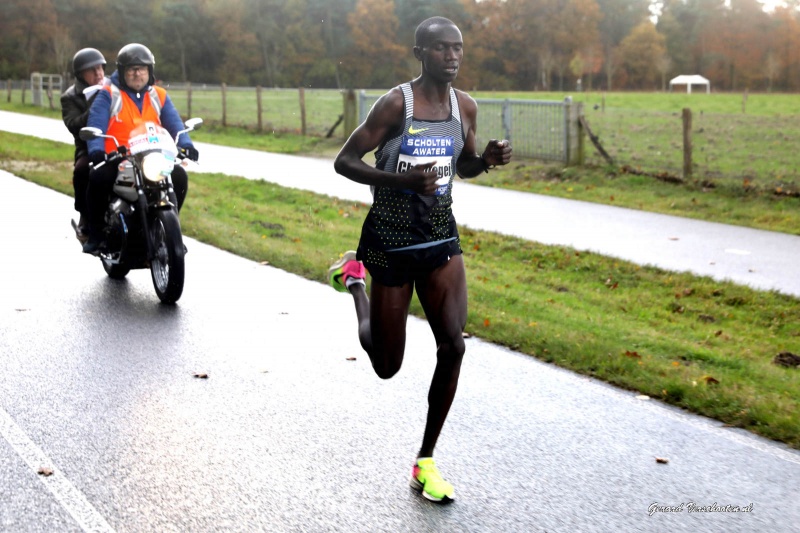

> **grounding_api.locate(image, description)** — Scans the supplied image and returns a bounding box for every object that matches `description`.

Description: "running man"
[329,16,512,503]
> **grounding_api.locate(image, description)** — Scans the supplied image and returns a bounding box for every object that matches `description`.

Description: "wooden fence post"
[221,82,227,127]
[742,89,748,114]
[299,87,307,136]
[682,108,692,181]
[6,80,11,103]
[187,81,192,118]
[21,81,26,104]
[343,89,357,140]
[564,98,584,167]
[256,85,263,132]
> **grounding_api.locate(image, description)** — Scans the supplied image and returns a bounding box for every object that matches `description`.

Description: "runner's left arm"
[456,91,512,178]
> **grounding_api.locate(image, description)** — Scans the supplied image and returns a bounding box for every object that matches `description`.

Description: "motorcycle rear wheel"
[149,209,185,304]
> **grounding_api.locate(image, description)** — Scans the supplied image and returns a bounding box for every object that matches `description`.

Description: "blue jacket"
[87,71,194,156]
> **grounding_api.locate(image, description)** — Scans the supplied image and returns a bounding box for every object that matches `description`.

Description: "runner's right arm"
[334,89,439,196]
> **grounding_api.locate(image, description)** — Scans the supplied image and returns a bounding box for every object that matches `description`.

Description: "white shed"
[669,75,710,94]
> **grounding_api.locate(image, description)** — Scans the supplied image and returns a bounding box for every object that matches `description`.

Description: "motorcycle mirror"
[79,127,103,141]
[184,118,203,130]
[174,118,203,145]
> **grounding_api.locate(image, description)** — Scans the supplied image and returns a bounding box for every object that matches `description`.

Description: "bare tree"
[657,53,672,91]
[538,48,554,90]
[763,51,782,92]
[52,26,75,82]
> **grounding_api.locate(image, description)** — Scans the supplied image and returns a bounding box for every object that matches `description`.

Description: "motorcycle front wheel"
[102,258,131,280]
[149,209,185,304]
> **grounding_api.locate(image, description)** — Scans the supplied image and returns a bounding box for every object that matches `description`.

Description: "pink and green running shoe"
[328,250,366,293]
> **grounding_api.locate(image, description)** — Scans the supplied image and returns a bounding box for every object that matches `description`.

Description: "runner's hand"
[404,162,439,195]
[482,139,512,167]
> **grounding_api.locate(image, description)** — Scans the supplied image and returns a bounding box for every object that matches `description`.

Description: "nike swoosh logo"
[333,273,344,285]
[408,125,429,135]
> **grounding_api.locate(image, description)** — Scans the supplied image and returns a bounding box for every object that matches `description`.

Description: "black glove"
[107,150,124,164]
[180,146,199,162]
[89,151,106,166]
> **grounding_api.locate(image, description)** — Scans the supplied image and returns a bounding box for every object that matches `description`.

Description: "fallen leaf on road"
[346,357,357,361]
[193,373,209,379]
[38,467,53,476]
[655,457,669,464]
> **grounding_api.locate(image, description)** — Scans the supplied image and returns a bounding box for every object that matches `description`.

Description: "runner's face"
[80,65,104,86]
[124,65,148,91]
[419,25,463,82]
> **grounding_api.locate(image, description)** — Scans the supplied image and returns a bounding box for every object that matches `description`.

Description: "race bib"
[397,135,454,196]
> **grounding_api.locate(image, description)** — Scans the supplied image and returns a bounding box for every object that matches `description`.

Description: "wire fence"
[4,79,799,192]
[358,93,580,163]
[581,107,800,191]
[165,83,346,137]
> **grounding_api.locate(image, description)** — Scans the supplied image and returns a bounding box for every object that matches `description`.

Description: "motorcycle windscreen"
[128,121,178,159]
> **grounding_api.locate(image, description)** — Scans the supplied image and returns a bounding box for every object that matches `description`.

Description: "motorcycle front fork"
[138,179,179,262]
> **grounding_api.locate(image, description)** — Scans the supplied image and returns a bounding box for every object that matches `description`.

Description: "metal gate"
[358,92,583,164]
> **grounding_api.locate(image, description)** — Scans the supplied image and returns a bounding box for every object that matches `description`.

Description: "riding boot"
[82,185,106,254]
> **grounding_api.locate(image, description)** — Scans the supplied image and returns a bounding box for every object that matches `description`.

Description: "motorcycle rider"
[61,47,108,241]
[83,43,198,254]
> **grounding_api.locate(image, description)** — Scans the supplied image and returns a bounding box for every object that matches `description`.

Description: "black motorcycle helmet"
[116,43,156,87]
[72,48,106,77]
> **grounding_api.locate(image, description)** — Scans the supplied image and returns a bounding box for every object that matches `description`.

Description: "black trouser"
[85,163,189,236]
[73,156,90,216]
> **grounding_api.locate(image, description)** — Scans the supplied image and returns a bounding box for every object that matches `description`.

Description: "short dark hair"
[415,16,457,47]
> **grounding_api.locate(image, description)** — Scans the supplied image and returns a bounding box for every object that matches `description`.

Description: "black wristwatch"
[480,153,494,173]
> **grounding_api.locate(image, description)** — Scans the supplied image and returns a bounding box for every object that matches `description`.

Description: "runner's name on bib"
[397,135,453,196]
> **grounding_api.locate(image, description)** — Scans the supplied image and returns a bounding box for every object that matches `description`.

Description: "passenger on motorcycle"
[83,43,199,254]
[61,47,108,241]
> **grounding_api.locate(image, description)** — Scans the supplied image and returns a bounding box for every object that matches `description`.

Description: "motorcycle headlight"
[142,153,174,183]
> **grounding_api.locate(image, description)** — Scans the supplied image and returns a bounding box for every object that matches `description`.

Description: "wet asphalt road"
[1,173,799,532]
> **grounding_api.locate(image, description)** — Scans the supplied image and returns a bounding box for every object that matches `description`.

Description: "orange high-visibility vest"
[103,84,167,153]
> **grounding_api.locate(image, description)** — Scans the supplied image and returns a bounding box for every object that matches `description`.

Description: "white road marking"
[725,248,752,255]
[0,408,115,533]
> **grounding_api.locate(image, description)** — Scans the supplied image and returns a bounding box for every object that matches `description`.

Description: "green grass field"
[10,84,799,188]
[4,88,800,235]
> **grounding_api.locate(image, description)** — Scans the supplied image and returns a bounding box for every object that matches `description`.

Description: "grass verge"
[1,130,798,449]
[3,101,800,235]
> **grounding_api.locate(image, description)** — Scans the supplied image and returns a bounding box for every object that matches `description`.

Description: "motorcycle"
[76,118,202,304]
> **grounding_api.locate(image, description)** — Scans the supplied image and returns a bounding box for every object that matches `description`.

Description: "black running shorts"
[357,239,463,287]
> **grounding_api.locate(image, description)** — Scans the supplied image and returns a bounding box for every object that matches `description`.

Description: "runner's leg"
[349,281,413,379]
[414,254,468,458]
